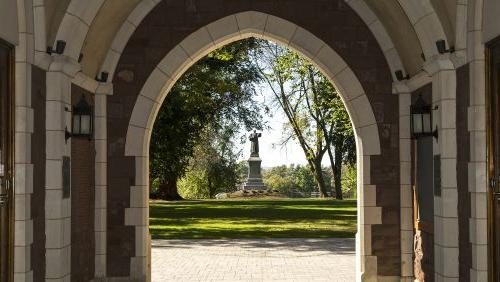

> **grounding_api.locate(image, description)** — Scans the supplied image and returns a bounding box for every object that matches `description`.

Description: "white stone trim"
[14,1,35,280]
[466,0,488,279]
[120,11,384,280]
[71,71,113,96]
[94,93,107,278]
[33,0,48,69]
[44,58,75,280]
[455,1,469,60]
[424,56,460,280]
[396,0,449,59]
[53,0,105,60]
[403,71,433,92]
[393,82,414,279]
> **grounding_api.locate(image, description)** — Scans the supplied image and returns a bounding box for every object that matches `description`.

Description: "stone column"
[393,82,414,281]
[467,0,488,279]
[14,16,35,282]
[424,55,459,280]
[44,55,79,281]
[94,87,110,278]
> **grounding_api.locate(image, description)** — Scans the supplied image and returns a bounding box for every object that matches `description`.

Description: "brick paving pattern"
[152,238,355,282]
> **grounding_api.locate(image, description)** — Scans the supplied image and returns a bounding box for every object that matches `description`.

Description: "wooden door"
[0,39,14,282]
[488,37,500,282]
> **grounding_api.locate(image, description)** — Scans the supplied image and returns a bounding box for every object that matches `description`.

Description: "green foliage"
[341,165,357,198]
[178,127,243,199]
[178,169,208,199]
[262,166,296,194]
[150,39,264,198]
[262,165,332,196]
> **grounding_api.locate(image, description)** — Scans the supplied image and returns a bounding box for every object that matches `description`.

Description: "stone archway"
[125,11,381,279]
[105,2,402,281]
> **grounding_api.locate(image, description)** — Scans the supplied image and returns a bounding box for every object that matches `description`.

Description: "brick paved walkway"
[152,238,355,281]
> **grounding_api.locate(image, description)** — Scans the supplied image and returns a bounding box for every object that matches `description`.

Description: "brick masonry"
[31,66,46,282]
[108,0,399,277]
[456,64,472,282]
[71,85,96,282]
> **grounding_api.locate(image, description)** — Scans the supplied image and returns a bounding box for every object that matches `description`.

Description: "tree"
[253,41,333,197]
[150,39,263,200]
[178,127,243,199]
[262,165,296,195]
[341,164,357,198]
[253,40,355,199]
[306,66,356,200]
[262,164,330,197]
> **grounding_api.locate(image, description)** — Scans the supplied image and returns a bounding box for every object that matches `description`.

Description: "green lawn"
[149,198,357,239]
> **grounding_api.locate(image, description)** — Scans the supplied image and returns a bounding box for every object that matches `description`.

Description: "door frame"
[0,37,15,282]
[486,35,500,282]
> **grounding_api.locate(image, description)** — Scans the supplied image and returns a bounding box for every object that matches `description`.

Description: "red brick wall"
[31,66,46,282]
[71,85,95,282]
[456,64,471,282]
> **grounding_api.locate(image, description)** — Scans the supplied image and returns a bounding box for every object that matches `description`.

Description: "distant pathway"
[151,238,355,282]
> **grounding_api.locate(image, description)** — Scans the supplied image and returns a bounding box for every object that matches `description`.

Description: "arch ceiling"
[43,0,454,79]
[364,0,424,75]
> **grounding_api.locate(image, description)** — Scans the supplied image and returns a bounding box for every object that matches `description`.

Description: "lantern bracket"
[65,126,71,142]
[432,126,439,140]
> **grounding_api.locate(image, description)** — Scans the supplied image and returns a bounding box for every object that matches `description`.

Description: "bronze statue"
[249,130,262,157]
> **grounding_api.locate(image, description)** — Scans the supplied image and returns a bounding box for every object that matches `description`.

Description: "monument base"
[241,156,267,190]
[241,178,267,190]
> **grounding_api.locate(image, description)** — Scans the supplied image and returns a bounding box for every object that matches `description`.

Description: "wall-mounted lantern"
[410,95,438,139]
[65,95,93,141]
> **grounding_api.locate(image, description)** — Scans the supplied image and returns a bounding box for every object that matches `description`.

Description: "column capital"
[392,70,432,94]
[96,83,114,96]
[392,81,410,94]
[71,72,114,95]
[47,55,81,77]
[423,54,455,76]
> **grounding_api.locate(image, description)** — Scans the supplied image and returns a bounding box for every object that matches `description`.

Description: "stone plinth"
[242,156,267,190]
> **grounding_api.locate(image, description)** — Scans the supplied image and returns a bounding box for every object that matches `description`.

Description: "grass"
[149,198,357,239]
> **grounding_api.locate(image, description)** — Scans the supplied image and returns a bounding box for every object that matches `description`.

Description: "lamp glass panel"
[413,114,423,134]
[423,113,431,133]
[73,114,80,134]
[80,115,91,135]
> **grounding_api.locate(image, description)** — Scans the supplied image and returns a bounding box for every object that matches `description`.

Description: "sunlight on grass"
[149,198,357,239]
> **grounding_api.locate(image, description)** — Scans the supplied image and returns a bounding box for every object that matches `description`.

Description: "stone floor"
[151,238,355,281]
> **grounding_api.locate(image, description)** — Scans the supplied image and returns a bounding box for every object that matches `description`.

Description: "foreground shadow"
[152,238,355,255]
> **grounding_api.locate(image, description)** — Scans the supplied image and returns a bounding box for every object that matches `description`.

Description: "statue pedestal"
[241,156,267,190]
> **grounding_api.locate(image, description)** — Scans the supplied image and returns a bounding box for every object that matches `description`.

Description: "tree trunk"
[158,178,183,200]
[327,146,342,200]
[327,145,343,200]
[311,158,329,197]
[333,145,343,200]
[208,179,215,199]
